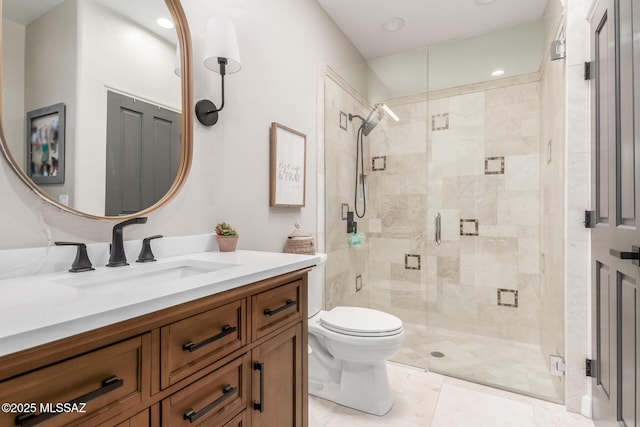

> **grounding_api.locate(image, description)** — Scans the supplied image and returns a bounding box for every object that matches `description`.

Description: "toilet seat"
[319,306,403,337]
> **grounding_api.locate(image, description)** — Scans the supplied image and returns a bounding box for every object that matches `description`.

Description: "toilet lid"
[320,307,403,337]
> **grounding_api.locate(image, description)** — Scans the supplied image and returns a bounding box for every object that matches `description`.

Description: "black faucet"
[107,217,147,267]
[55,242,95,272]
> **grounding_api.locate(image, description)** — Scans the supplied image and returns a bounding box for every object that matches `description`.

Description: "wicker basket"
[284,223,315,255]
[284,238,315,255]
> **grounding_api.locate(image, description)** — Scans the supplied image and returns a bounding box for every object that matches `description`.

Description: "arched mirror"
[0,0,192,219]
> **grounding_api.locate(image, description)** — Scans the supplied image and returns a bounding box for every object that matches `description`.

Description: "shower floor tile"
[309,363,594,427]
[393,322,563,401]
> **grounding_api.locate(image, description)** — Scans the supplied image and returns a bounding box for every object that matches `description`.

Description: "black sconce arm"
[195,57,229,126]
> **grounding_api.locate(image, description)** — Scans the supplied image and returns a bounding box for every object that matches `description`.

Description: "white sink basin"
[53,259,238,293]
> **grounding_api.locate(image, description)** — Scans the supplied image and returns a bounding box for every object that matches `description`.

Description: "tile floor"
[309,363,595,427]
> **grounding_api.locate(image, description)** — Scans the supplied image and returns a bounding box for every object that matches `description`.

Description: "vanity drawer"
[0,335,149,427]
[221,411,248,427]
[161,354,249,426]
[251,280,302,341]
[161,299,246,388]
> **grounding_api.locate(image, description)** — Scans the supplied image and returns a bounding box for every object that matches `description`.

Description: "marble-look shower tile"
[475,236,519,289]
[449,92,486,128]
[437,256,460,283]
[505,154,540,191]
[485,136,540,157]
[478,225,519,237]
[566,152,589,209]
[518,237,540,274]
[485,82,540,106]
[429,97,450,116]
[566,68,590,154]
[497,190,540,226]
[566,208,589,242]
[565,0,590,67]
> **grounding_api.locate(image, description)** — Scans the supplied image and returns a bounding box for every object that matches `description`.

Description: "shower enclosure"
[321,7,565,403]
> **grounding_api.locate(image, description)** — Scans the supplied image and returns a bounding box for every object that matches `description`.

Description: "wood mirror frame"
[0,0,193,220]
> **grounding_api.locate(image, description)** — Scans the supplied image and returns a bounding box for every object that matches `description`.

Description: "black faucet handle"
[137,235,163,263]
[55,242,95,273]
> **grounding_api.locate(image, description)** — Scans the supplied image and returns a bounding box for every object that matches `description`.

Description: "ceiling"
[3,0,176,44]
[317,0,549,60]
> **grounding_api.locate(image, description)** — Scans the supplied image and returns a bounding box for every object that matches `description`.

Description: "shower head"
[361,108,380,136]
[357,103,399,136]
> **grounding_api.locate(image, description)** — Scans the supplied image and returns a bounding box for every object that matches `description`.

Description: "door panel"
[619,274,636,426]
[590,0,640,425]
[106,91,181,216]
[596,263,611,399]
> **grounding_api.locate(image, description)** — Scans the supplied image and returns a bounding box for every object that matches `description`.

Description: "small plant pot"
[217,235,238,252]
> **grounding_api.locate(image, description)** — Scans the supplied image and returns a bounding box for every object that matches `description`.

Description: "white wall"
[0,0,363,252]
[1,19,25,166]
[23,0,77,203]
[74,0,180,214]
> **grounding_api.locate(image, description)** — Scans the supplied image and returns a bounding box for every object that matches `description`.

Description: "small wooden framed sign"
[269,122,306,207]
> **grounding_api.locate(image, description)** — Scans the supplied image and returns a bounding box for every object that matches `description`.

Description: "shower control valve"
[347,211,357,234]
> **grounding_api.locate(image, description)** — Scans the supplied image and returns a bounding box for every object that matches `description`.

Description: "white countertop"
[0,250,320,357]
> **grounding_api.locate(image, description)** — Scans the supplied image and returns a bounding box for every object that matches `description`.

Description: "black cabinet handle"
[183,384,237,423]
[182,325,237,352]
[263,299,296,317]
[253,362,265,413]
[15,376,123,426]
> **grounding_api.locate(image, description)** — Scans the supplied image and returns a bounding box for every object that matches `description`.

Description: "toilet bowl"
[307,255,405,416]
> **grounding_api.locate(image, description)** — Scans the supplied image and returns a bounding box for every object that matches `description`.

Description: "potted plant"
[215,222,238,252]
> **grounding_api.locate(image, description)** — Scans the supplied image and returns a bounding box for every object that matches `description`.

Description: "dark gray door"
[590,0,639,425]
[105,91,181,216]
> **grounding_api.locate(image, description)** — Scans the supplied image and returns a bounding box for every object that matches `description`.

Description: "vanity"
[0,248,318,426]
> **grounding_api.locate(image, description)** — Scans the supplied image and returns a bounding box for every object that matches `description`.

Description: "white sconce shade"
[203,17,241,74]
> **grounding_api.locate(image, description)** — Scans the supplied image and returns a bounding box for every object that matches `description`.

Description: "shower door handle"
[435,213,441,247]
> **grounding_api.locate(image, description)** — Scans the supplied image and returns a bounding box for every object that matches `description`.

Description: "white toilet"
[308,255,405,416]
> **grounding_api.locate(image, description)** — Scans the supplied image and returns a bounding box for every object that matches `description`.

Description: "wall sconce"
[195,17,241,126]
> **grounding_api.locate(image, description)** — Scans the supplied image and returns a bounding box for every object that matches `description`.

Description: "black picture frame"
[26,103,65,184]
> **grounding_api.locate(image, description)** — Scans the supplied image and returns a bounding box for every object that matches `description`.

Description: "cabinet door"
[251,324,303,427]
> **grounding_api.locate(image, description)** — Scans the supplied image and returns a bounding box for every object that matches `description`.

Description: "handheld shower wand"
[347,103,399,218]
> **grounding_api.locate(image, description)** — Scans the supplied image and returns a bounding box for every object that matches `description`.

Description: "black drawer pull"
[183,384,237,423]
[253,362,265,412]
[263,299,296,317]
[15,376,123,427]
[183,325,237,352]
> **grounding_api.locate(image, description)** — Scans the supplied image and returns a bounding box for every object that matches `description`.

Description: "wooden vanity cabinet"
[0,269,309,427]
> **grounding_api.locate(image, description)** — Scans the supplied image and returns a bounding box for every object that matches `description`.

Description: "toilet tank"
[308,253,327,317]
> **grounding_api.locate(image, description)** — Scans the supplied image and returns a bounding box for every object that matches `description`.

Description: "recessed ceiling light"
[491,69,505,77]
[156,17,174,29]
[475,0,497,5]
[381,17,405,32]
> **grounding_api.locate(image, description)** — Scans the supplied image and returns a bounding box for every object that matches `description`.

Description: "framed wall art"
[26,103,65,184]
[270,122,306,207]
